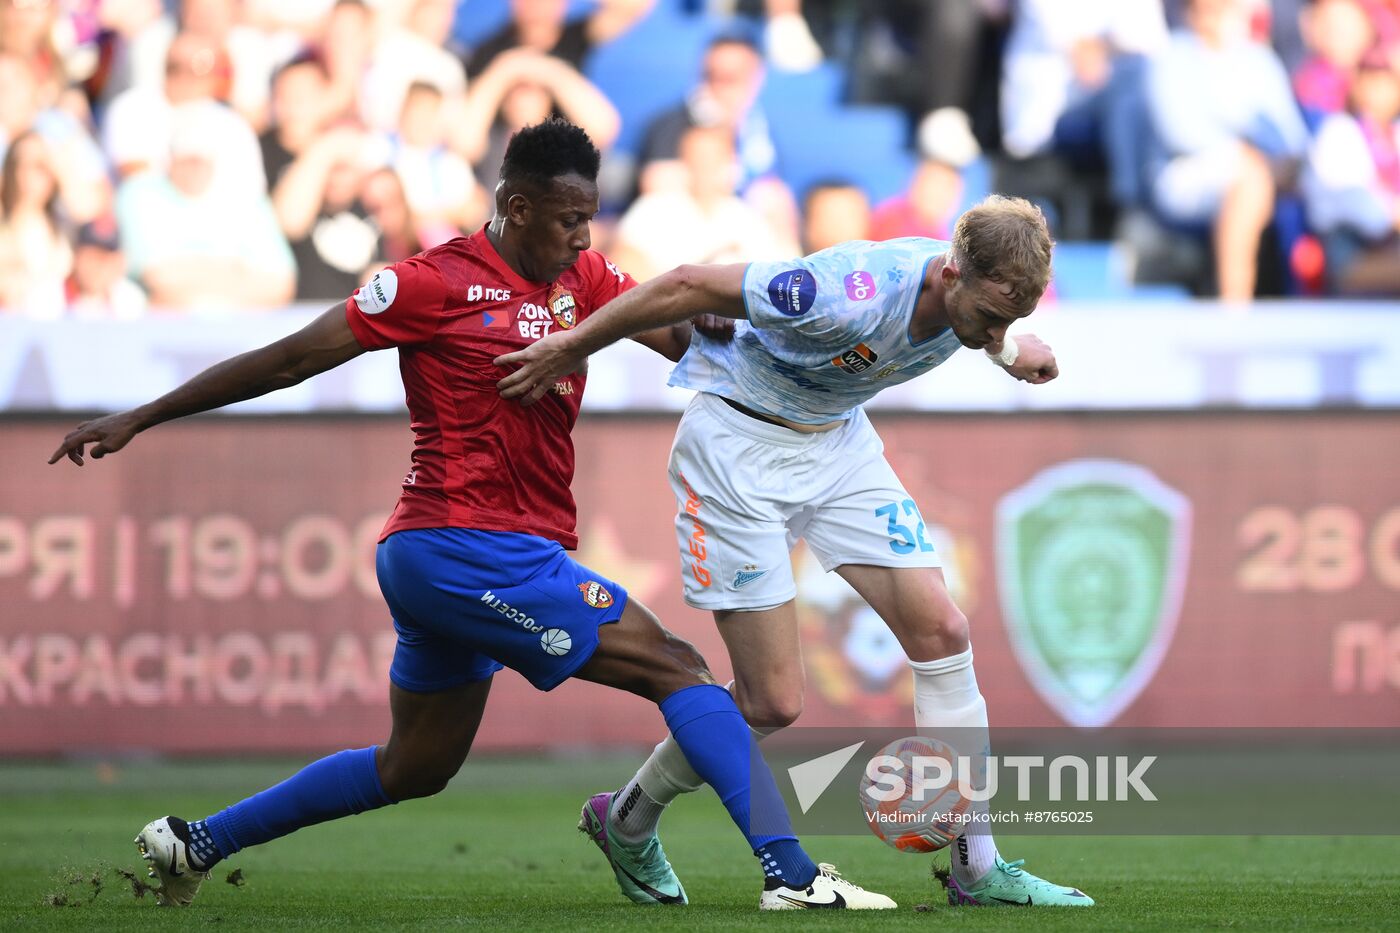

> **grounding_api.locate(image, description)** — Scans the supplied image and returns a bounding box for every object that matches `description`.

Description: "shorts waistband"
[696,392,830,449]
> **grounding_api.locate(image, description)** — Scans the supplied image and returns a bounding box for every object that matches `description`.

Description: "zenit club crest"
[578,580,613,609]
[549,284,577,329]
[995,460,1192,728]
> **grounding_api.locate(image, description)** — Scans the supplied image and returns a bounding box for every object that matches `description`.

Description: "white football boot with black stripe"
[759,862,896,910]
[135,816,209,906]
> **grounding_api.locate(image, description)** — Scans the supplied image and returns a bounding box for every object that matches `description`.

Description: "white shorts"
[668,392,941,611]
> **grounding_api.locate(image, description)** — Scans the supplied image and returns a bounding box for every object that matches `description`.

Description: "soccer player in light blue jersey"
[48,120,895,913]
[498,195,1093,907]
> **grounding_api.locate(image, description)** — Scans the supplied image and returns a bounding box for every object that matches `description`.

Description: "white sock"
[610,713,781,843]
[909,648,1000,886]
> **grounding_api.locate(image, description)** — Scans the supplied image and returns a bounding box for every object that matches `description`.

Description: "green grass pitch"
[2,757,1398,931]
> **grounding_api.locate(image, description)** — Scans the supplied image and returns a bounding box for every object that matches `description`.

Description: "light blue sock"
[201,746,393,865]
[660,684,818,887]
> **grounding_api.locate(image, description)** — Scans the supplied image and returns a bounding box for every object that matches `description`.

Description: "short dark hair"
[499,118,600,192]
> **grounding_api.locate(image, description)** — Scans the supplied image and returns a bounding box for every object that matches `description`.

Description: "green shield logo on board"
[996,460,1192,728]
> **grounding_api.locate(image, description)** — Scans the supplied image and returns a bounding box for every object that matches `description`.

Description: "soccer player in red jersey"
[48,120,895,911]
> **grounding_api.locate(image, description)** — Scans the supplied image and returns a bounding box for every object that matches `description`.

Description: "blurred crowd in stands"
[2,0,1399,317]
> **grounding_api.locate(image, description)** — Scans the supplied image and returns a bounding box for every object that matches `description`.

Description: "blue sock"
[660,684,818,888]
[199,746,393,865]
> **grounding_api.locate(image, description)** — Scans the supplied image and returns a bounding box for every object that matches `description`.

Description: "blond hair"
[950,195,1054,309]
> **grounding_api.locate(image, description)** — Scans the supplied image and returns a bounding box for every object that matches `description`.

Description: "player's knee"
[377,750,461,801]
[904,603,970,660]
[642,630,717,701]
[739,692,803,729]
[940,605,970,650]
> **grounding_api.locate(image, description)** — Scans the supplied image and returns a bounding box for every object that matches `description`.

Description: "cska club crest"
[995,460,1192,728]
[549,284,577,329]
[578,580,613,609]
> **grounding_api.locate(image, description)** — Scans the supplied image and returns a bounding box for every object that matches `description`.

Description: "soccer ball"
[858,736,972,853]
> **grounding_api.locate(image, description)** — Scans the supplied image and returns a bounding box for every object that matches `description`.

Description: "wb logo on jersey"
[467,284,511,302]
[832,343,879,374]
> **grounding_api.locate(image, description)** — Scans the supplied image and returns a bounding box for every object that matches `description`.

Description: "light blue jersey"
[668,238,963,424]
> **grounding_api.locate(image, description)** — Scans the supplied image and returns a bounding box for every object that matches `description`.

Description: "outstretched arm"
[496,263,747,403]
[49,305,366,465]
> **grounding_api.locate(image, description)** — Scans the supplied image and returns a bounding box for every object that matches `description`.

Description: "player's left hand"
[495,331,587,404]
[692,313,734,341]
[48,409,145,465]
[1004,334,1059,384]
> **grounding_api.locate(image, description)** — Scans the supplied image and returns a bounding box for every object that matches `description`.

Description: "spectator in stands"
[360,166,423,265]
[364,0,467,132]
[610,124,789,280]
[464,0,652,78]
[0,51,110,224]
[801,180,870,254]
[273,125,382,301]
[452,47,619,187]
[759,0,823,73]
[102,31,266,195]
[319,0,376,125]
[871,107,981,242]
[1145,0,1309,303]
[242,0,337,38]
[1293,0,1377,121]
[638,33,776,194]
[0,129,71,315]
[0,0,67,101]
[259,54,334,191]
[372,80,484,243]
[65,217,148,318]
[1001,0,1167,210]
[115,103,294,310]
[1302,51,1400,294]
[130,0,284,130]
[1357,0,1400,60]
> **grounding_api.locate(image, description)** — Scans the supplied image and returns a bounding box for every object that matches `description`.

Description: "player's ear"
[941,255,961,287]
[505,191,532,228]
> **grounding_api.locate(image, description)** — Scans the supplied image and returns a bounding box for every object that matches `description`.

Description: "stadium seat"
[757,62,846,114]
[583,10,720,155]
[1051,241,1130,300]
[767,104,914,203]
[452,0,601,53]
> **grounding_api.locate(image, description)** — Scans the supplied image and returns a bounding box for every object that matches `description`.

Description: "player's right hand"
[48,410,144,466]
[494,332,586,405]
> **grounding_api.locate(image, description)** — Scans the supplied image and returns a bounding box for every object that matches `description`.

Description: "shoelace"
[817,863,867,892]
[629,837,673,885]
[1000,858,1027,877]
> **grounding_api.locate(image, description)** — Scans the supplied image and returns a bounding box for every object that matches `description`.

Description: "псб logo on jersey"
[467,284,511,303]
[549,284,577,329]
[578,580,613,608]
[832,343,880,374]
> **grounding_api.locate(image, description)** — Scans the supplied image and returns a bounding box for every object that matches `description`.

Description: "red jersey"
[344,228,636,548]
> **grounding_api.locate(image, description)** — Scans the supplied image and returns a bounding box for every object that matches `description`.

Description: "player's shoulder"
[571,248,630,290]
[805,237,948,268]
[413,231,483,272]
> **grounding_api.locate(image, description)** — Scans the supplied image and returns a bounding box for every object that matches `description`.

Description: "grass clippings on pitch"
[2,757,1398,931]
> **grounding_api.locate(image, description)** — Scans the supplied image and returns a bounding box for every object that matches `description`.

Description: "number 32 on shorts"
[875,499,935,555]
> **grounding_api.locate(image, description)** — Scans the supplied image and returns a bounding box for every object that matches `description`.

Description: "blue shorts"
[376,528,629,692]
